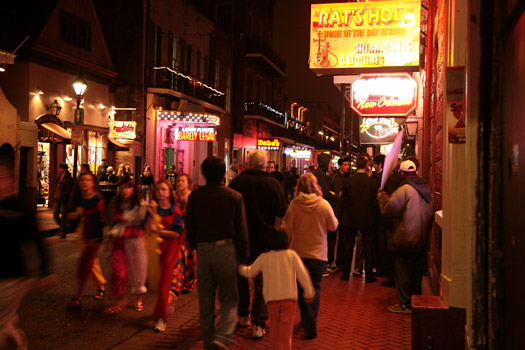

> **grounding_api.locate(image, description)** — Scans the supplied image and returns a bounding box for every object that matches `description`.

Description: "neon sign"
[284,148,312,159]
[109,121,137,139]
[175,127,216,141]
[360,118,400,141]
[351,73,417,116]
[310,1,421,71]
[257,139,281,150]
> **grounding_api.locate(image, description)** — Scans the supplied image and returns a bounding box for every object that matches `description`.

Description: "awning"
[109,137,130,151]
[41,122,71,139]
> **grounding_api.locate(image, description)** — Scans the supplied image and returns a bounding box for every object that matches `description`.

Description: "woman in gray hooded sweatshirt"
[282,173,338,339]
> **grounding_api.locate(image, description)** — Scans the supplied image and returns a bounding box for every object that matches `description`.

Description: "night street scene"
[0,0,522,349]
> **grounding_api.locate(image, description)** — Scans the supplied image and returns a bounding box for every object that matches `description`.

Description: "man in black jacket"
[339,156,380,282]
[185,157,249,349]
[229,149,287,339]
[53,163,73,238]
[312,153,336,206]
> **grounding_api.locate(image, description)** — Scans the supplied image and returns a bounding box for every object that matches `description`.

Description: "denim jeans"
[237,248,268,327]
[197,239,239,348]
[53,201,68,234]
[141,185,151,204]
[297,258,325,338]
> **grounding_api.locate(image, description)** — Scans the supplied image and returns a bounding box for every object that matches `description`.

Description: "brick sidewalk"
[114,272,412,350]
[188,273,411,350]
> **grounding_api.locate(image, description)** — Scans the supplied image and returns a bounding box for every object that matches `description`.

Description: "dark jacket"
[54,171,74,203]
[340,172,380,229]
[229,169,287,251]
[185,184,249,263]
[329,170,349,217]
[378,176,434,256]
[312,153,335,205]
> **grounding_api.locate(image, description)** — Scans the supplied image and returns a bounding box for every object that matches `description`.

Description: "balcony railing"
[244,102,286,126]
[148,66,226,110]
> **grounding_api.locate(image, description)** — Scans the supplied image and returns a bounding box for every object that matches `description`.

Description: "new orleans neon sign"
[351,73,418,116]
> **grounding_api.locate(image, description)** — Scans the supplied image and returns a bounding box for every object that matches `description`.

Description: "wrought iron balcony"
[148,66,226,110]
[244,102,286,126]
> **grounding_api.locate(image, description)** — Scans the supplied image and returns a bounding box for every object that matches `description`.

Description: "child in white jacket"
[239,228,315,350]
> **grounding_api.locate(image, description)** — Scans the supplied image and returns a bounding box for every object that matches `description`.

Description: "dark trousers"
[53,201,68,234]
[340,227,376,279]
[376,216,395,281]
[237,249,268,327]
[327,230,337,266]
[297,258,325,338]
[394,255,422,306]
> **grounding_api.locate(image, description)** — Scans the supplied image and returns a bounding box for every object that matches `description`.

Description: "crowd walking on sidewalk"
[11,149,433,350]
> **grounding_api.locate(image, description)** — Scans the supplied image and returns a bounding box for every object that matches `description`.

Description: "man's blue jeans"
[297,258,325,338]
[197,239,238,348]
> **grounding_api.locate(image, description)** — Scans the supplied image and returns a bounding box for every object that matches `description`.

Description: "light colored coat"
[282,192,338,262]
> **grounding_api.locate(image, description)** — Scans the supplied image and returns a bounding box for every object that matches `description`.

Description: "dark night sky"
[274,0,343,112]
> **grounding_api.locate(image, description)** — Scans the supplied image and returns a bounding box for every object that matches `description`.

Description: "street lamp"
[47,100,62,116]
[405,119,419,140]
[73,73,87,124]
[72,73,88,179]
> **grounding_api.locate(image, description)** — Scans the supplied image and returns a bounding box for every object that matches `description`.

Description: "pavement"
[32,210,419,349]
[36,206,60,236]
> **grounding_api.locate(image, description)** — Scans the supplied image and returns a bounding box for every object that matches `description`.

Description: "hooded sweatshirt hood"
[403,176,432,203]
[293,192,322,214]
[317,153,331,172]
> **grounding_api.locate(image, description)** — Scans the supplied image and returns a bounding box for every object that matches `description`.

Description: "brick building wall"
[427,0,447,295]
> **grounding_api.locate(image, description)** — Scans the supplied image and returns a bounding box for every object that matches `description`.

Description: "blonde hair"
[295,173,322,197]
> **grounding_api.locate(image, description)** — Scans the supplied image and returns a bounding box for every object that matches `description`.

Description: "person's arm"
[233,196,250,263]
[281,202,294,241]
[184,194,197,249]
[378,186,407,217]
[324,200,339,232]
[238,254,264,279]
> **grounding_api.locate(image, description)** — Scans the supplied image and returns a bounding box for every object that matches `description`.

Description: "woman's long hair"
[115,176,140,210]
[295,172,322,197]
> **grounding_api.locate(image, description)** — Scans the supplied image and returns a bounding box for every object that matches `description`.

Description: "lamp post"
[72,73,87,179]
[404,119,419,157]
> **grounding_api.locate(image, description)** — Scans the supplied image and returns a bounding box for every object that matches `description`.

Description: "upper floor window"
[60,11,91,51]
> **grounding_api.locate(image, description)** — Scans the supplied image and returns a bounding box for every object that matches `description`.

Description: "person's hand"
[304,295,315,304]
[377,188,388,200]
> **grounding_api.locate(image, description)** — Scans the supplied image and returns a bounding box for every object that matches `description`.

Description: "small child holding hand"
[238,228,315,350]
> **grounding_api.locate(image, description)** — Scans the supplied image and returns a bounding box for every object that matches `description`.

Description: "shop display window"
[37,142,50,206]
[87,131,107,173]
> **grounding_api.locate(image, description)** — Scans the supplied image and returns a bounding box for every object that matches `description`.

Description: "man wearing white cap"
[377,159,434,314]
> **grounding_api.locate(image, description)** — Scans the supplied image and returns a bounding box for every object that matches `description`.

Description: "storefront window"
[37,142,50,206]
[87,131,107,173]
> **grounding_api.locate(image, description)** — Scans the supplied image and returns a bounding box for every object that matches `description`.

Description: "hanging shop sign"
[360,117,401,144]
[175,127,216,141]
[109,121,137,139]
[445,67,465,143]
[310,0,421,74]
[284,148,312,159]
[351,73,418,116]
[257,139,281,151]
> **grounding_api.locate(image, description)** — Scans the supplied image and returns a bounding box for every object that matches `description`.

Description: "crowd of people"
[3,149,434,350]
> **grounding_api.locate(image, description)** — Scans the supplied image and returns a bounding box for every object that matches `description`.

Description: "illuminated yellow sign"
[310,1,421,71]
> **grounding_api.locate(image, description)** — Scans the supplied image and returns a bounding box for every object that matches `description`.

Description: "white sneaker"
[252,324,266,339]
[238,316,251,328]
[154,318,167,332]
